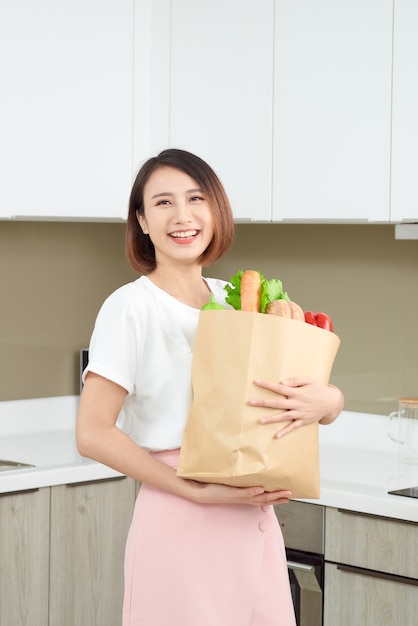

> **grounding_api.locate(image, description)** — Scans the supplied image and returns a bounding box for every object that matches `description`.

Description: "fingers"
[249,377,327,433]
[245,488,292,506]
[248,389,290,410]
[243,487,292,500]
[252,379,289,395]
[249,379,299,407]
[260,489,292,504]
[199,482,292,506]
[280,376,316,387]
[274,420,303,438]
[253,377,316,391]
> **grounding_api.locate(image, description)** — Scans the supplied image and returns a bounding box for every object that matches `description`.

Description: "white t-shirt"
[83,275,230,451]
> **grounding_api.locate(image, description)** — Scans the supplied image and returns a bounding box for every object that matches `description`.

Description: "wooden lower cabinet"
[324,562,418,625]
[49,476,137,626]
[324,507,418,626]
[0,488,50,626]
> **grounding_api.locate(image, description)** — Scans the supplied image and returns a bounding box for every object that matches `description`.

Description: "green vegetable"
[201,293,226,310]
[260,277,290,312]
[224,269,290,313]
[223,269,244,310]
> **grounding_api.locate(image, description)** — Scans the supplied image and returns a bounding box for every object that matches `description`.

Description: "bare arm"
[77,372,292,505]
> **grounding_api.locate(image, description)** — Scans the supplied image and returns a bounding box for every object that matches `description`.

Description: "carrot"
[240,270,262,312]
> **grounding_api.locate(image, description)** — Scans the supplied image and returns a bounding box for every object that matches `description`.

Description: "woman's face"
[139,166,214,267]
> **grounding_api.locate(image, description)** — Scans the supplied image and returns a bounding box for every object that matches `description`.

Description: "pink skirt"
[123,449,296,626]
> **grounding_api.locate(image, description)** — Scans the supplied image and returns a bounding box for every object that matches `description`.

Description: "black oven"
[274,501,325,626]
[80,348,89,392]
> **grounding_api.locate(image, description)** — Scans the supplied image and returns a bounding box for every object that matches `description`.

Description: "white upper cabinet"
[138,0,275,221]
[0,0,133,220]
[391,0,418,222]
[3,1,409,224]
[133,0,171,171]
[272,0,393,222]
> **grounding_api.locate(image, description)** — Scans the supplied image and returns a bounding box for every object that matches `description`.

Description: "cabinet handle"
[66,475,127,488]
[337,564,418,587]
[336,507,416,527]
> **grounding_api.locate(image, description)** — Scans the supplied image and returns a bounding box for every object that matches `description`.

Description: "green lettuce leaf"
[260,278,290,313]
[224,269,245,310]
[224,269,290,312]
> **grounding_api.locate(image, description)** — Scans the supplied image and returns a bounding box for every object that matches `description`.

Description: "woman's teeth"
[170,230,198,238]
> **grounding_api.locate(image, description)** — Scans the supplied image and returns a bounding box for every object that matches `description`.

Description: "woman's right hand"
[185,479,292,506]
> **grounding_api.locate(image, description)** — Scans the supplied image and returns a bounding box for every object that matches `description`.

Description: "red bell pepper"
[304,311,334,332]
[304,311,317,326]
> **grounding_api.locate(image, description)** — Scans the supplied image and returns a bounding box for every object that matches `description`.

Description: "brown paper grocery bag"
[177,310,340,498]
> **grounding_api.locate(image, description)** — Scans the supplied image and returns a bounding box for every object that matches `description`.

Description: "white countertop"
[0,396,417,522]
[0,396,122,492]
[313,412,418,522]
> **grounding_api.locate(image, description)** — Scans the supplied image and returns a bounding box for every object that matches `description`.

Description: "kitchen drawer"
[325,507,418,579]
[324,562,418,626]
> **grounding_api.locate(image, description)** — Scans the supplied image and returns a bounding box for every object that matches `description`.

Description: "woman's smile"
[169,229,200,242]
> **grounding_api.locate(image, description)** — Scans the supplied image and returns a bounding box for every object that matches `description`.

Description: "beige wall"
[1,221,417,415]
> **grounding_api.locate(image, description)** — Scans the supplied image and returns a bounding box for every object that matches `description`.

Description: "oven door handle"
[287,560,316,574]
[287,560,323,626]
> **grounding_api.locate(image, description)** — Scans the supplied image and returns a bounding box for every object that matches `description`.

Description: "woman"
[76,148,343,625]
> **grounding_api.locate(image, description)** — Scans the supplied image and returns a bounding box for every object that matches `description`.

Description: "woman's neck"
[146,267,211,309]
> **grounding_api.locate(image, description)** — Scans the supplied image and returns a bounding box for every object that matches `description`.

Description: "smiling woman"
[125,149,234,276]
[76,148,343,626]
[137,167,214,270]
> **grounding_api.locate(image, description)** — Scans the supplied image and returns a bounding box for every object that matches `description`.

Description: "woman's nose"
[174,200,192,221]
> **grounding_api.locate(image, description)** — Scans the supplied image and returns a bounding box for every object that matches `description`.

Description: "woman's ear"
[136,211,148,234]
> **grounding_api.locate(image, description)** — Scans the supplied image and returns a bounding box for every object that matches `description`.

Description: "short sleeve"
[83,285,145,393]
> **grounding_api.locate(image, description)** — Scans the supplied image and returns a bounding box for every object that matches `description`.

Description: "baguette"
[265,299,305,321]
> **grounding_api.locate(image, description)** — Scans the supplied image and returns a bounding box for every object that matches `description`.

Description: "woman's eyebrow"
[151,188,202,200]
[151,191,173,199]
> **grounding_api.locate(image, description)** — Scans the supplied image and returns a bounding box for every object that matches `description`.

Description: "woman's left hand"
[249,377,344,439]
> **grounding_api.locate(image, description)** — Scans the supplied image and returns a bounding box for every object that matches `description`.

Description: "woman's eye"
[156,199,171,206]
[190,196,204,202]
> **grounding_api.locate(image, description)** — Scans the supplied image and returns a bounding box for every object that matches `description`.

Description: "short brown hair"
[125,149,235,274]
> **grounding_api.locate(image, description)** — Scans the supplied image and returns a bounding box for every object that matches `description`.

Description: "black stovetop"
[388,486,418,499]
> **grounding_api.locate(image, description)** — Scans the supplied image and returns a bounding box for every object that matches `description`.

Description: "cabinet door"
[325,507,418,579]
[165,0,274,221]
[0,488,50,626]
[49,476,136,626]
[324,562,418,626]
[133,0,171,169]
[0,0,133,220]
[273,0,393,222]
[391,0,418,222]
